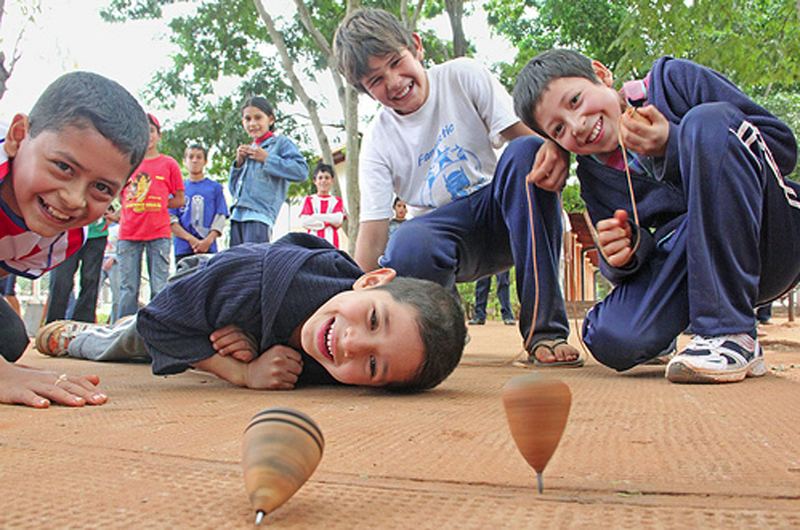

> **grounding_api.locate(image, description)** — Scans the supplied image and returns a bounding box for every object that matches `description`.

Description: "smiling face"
[359,35,429,116]
[300,270,425,387]
[314,170,334,196]
[535,61,625,156]
[241,106,275,140]
[2,115,133,238]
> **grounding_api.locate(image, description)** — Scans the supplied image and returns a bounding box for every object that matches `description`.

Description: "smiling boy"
[37,233,466,392]
[513,49,800,383]
[0,71,149,407]
[334,9,581,367]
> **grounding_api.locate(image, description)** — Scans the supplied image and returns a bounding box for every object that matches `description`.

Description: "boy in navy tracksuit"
[513,49,800,383]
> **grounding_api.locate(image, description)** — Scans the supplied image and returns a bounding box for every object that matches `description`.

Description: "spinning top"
[242,407,325,525]
[502,373,571,493]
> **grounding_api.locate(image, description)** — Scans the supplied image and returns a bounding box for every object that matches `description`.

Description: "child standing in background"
[116,114,185,320]
[170,144,228,263]
[229,97,308,246]
[300,162,346,249]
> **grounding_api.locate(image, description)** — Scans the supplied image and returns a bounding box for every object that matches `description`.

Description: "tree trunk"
[445,0,467,58]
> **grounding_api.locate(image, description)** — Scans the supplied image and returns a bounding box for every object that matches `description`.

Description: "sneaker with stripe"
[35,320,102,357]
[666,333,766,383]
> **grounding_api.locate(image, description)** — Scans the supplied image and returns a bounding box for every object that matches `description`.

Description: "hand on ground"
[0,360,108,408]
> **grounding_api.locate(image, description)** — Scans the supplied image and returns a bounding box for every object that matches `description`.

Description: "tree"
[100,0,460,253]
[0,0,41,101]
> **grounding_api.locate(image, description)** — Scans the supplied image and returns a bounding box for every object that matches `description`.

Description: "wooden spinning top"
[242,407,324,525]
[502,373,571,493]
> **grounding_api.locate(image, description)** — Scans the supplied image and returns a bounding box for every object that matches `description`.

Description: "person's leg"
[107,261,120,324]
[471,276,491,323]
[117,240,143,319]
[145,238,171,300]
[229,221,244,248]
[0,296,29,362]
[583,221,690,371]
[72,236,106,323]
[487,136,569,346]
[65,316,150,362]
[381,188,514,291]
[45,248,81,323]
[495,270,515,322]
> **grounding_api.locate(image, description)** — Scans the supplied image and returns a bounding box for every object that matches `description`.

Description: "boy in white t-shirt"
[334,8,581,366]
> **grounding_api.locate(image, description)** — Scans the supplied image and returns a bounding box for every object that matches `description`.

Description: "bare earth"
[2,316,799,528]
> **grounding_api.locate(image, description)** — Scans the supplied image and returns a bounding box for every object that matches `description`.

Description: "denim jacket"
[228,135,308,226]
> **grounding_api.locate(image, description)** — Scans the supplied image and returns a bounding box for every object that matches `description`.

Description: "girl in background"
[228,96,309,246]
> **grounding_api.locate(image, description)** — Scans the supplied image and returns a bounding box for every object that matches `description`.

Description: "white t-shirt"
[359,58,520,221]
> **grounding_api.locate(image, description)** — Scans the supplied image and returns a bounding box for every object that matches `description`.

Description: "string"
[463,113,642,367]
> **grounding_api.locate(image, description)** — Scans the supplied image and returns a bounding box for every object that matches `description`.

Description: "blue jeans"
[117,238,171,320]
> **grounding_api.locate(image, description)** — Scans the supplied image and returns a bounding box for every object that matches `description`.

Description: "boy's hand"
[528,139,569,191]
[245,345,303,390]
[0,360,108,408]
[596,210,635,267]
[619,105,669,158]
[192,235,213,254]
[210,325,258,362]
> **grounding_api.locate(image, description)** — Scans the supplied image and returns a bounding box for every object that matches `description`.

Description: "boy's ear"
[591,60,614,88]
[4,114,30,157]
[353,268,397,290]
[412,33,424,61]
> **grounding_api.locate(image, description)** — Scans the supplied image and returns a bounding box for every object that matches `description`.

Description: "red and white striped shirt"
[300,194,345,249]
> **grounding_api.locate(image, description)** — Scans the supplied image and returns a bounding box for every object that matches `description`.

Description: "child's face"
[184,148,207,177]
[242,106,275,140]
[301,270,425,387]
[314,171,334,195]
[535,61,624,156]
[359,34,429,116]
[393,200,407,220]
[147,124,161,152]
[3,116,132,238]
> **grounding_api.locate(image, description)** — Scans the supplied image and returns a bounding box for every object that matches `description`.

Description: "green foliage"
[484,0,627,90]
[612,0,800,87]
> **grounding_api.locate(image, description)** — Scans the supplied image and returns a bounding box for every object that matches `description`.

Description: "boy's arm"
[501,121,571,192]
[170,218,199,246]
[167,190,185,209]
[354,219,390,272]
[192,344,303,390]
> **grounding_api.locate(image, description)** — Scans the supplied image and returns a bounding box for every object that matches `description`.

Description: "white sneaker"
[666,333,766,383]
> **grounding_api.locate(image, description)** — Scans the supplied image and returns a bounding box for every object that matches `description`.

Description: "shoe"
[35,320,100,356]
[666,333,766,384]
[527,338,585,368]
[503,318,516,326]
[468,317,485,325]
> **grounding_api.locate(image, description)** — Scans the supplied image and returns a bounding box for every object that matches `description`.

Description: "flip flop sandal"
[528,338,585,368]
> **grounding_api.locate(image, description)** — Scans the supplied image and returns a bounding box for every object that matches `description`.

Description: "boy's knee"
[502,136,545,165]
[582,313,665,371]
[681,102,741,138]
[382,222,452,284]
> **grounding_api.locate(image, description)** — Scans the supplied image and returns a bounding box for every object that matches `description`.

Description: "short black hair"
[185,143,208,160]
[513,48,600,136]
[373,277,466,392]
[28,71,149,174]
[314,162,335,179]
[334,8,417,94]
[242,96,276,131]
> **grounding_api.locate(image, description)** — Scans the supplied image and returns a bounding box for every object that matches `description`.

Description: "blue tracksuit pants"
[584,102,800,371]
[381,136,568,344]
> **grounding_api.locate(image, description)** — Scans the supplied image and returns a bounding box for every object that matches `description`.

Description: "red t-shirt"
[119,154,184,241]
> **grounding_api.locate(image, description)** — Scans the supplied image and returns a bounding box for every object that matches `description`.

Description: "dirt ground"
[1,315,799,529]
